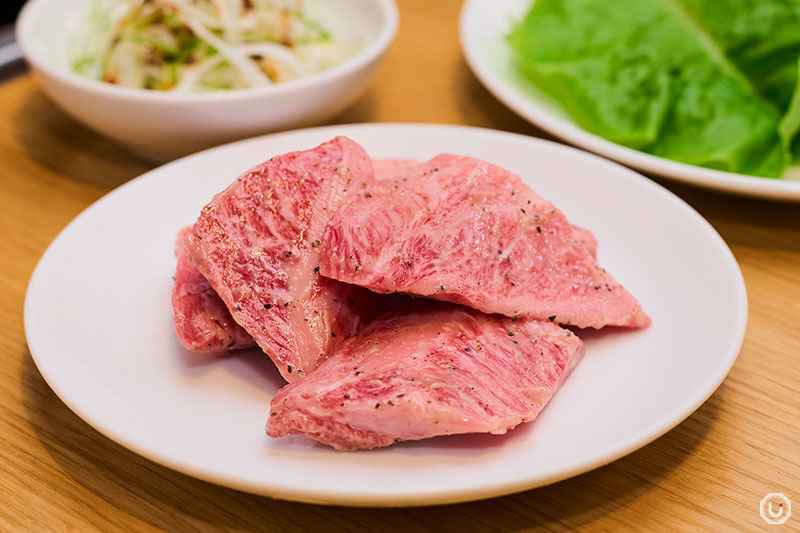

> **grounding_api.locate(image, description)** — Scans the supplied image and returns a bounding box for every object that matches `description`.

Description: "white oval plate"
[24,124,746,506]
[460,0,800,201]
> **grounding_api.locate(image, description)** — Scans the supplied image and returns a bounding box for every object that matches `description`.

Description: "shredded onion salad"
[71,0,356,92]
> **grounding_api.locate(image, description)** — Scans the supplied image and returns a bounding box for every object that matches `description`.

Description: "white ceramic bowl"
[16,0,398,160]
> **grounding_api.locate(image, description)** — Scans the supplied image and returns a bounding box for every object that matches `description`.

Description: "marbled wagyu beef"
[372,158,421,182]
[172,227,255,355]
[185,137,389,382]
[171,159,421,357]
[172,159,420,355]
[320,154,649,329]
[267,301,584,451]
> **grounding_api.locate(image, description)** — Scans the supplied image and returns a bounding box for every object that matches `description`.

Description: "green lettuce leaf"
[674,0,800,112]
[508,0,793,177]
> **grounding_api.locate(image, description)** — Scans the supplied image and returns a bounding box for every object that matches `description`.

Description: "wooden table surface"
[2,1,799,531]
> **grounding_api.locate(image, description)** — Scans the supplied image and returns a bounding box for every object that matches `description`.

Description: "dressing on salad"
[72,0,355,92]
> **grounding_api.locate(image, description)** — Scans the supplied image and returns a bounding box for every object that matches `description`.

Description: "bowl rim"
[15,0,399,104]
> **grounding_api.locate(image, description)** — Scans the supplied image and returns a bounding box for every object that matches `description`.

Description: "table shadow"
[20,348,721,532]
[13,89,154,190]
[328,86,381,126]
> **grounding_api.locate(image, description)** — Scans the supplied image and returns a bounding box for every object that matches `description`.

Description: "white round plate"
[460,0,800,201]
[24,124,746,506]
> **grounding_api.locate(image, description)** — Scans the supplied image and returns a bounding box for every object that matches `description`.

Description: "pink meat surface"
[171,158,419,356]
[267,301,584,451]
[186,137,390,382]
[572,225,598,258]
[172,227,255,355]
[172,218,593,357]
[320,154,649,329]
[372,159,421,182]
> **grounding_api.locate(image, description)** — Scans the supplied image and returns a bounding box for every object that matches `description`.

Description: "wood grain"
[1,0,799,530]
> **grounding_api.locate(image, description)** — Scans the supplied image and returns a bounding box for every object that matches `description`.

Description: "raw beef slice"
[171,158,420,355]
[172,227,255,355]
[372,159,421,182]
[572,225,597,258]
[185,137,389,382]
[320,154,649,329]
[267,301,584,451]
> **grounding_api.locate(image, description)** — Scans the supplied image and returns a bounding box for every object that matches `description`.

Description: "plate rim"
[23,123,748,506]
[459,0,800,202]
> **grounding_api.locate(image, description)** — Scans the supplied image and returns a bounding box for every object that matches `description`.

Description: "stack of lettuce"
[509,0,800,178]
